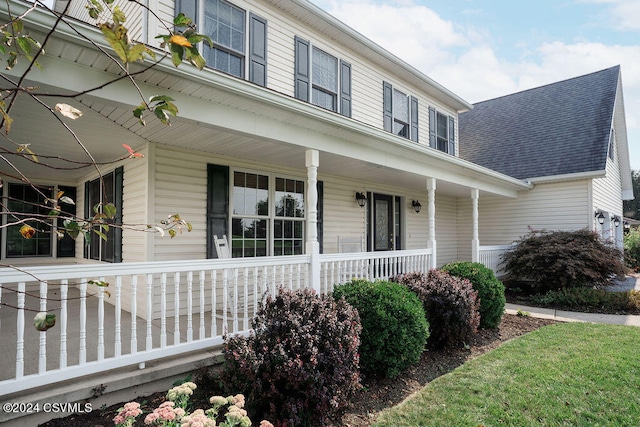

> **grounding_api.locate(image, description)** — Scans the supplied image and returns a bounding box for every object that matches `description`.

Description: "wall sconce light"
[624,221,631,230]
[355,192,367,208]
[613,216,621,227]
[595,211,605,225]
[412,200,422,213]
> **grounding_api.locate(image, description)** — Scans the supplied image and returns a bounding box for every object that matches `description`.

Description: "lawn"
[374,322,640,426]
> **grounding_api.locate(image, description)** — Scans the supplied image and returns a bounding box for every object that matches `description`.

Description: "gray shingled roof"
[459,65,620,180]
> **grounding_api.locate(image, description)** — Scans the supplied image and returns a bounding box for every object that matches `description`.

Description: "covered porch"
[0,243,516,417]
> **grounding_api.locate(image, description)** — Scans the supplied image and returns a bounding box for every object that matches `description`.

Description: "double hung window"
[176,0,268,85]
[231,171,305,257]
[294,37,352,117]
[383,82,418,142]
[203,0,245,78]
[429,107,456,155]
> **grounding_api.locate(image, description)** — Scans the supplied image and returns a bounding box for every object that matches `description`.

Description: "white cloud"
[580,0,640,30]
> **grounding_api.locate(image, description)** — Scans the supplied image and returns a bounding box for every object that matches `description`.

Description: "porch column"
[427,178,437,269]
[305,149,321,293]
[471,188,480,262]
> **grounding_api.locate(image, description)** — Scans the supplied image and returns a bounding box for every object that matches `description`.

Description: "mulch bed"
[40,314,556,427]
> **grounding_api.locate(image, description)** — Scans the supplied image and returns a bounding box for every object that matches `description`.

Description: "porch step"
[0,348,224,426]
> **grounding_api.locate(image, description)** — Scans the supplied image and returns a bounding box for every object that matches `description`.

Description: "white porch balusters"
[427,178,437,269]
[306,149,321,293]
[472,188,480,262]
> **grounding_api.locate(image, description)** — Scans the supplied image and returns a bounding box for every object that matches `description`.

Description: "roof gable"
[459,66,620,180]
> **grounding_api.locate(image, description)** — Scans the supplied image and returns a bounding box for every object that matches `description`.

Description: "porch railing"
[0,249,432,397]
[0,256,310,396]
[319,249,432,294]
[478,244,514,276]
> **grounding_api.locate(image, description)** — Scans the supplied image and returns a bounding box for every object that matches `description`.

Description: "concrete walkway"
[505,274,640,327]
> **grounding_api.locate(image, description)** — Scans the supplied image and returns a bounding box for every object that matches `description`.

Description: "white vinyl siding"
[593,151,623,218]
[153,146,209,262]
[474,180,591,246]
[121,148,151,263]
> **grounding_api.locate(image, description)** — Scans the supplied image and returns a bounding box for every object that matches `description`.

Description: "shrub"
[624,228,640,271]
[530,287,640,314]
[220,288,361,427]
[332,279,429,379]
[394,270,480,349]
[502,229,626,291]
[441,261,506,329]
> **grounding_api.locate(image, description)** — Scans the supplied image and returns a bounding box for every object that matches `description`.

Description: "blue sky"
[311,0,640,170]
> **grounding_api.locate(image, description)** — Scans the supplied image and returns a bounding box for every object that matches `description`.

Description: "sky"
[311,0,640,170]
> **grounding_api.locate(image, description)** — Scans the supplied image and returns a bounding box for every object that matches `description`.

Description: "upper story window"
[429,107,456,155]
[203,0,245,78]
[383,82,418,142]
[176,0,267,86]
[294,37,352,117]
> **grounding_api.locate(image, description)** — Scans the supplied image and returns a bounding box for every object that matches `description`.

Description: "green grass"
[374,323,640,426]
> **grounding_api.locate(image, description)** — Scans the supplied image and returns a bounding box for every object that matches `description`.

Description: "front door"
[372,193,394,251]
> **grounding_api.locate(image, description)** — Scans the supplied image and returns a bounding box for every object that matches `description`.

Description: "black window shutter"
[340,60,352,117]
[383,81,392,132]
[175,0,198,25]
[113,166,124,263]
[448,116,456,155]
[316,180,323,254]
[294,36,310,102]
[410,96,419,142]
[428,106,436,148]
[83,181,90,259]
[249,13,267,86]
[207,164,230,258]
[57,186,76,257]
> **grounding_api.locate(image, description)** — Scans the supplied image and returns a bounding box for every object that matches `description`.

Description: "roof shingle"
[459,66,620,180]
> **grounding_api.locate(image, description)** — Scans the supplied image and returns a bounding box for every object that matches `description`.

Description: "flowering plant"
[112,383,272,427]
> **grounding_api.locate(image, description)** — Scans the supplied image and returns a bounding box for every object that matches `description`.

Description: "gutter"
[528,170,606,184]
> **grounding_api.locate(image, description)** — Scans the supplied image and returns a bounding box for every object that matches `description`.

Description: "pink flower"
[260,421,275,427]
[113,401,142,426]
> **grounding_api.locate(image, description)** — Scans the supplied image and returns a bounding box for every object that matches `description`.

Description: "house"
[459,65,633,249]
[0,0,632,422]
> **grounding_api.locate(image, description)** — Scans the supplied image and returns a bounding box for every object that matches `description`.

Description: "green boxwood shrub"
[441,261,506,329]
[624,228,640,271]
[332,279,429,379]
[502,229,626,291]
[221,288,361,426]
[394,270,480,349]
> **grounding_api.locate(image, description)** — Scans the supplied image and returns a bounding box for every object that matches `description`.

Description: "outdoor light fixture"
[412,200,422,213]
[595,211,605,225]
[355,192,367,208]
[624,221,631,230]
[613,216,621,227]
